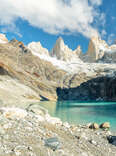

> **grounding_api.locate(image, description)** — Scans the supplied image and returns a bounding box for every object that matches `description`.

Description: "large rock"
[89,123,99,130]
[107,136,116,146]
[100,122,110,129]
[44,137,61,151]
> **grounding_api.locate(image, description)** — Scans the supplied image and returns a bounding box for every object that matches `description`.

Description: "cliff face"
[0,34,116,102]
[82,35,116,63]
[81,36,108,62]
[51,37,82,62]
[57,74,116,101]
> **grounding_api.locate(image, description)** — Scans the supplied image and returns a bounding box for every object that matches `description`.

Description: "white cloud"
[0,24,22,38]
[101,29,107,37]
[99,13,106,27]
[107,34,116,45]
[89,0,102,6]
[0,0,104,38]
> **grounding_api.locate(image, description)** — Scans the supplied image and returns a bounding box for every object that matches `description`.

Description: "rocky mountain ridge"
[0,33,116,102]
[27,35,116,65]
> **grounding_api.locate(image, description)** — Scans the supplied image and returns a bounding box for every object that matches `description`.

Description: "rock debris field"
[0,106,115,156]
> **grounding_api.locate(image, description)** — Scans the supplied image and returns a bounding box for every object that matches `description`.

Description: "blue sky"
[0,0,116,52]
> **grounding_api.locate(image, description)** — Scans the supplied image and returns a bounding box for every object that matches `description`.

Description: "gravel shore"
[0,106,115,156]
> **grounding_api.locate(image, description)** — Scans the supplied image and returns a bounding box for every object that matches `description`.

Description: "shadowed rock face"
[0,66,8,75]
[56,75,116,101]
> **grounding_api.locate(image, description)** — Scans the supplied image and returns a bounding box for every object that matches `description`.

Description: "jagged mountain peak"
[0,33,8,43]
[51,37,83,62]
[28,41,49,56]
[54,36,65,49]
[90,35,99,40]
[10,39,24,47]
[75,45,81,52]
[81,36,108,62]
[74,45,82,56]
[56,36,64,43]
[51,37,72,61]
[9,39,30,54]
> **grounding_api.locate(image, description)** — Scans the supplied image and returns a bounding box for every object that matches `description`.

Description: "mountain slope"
[0,34,116,101]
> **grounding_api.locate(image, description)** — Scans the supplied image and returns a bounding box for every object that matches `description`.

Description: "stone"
[0,106,115,156]
[63,122,70,129]
[89,123,99,129]
[44,137,60,151]
[100,122,110,129]
[45,114,62,125]
[26,104,48,116]
[89,139,97,145]
[80,132,88,140]
[107,136,116,146]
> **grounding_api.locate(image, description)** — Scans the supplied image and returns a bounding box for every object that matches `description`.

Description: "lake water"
[39,101,116,131]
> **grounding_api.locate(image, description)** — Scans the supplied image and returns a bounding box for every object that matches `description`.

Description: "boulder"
[107,136,116,146]
[45,114,62,125]
[89,123,99,129]
[100,122,110,129]
[44,137,60,151]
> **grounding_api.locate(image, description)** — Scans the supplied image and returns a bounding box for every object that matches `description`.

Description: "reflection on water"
[38,101,116,131]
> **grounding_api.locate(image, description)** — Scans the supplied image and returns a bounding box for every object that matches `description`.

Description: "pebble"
[44,137,61,151]
[89,139,97,146]
[63,122,70,128]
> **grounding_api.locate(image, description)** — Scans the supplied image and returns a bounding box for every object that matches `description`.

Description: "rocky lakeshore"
[0,34,116,156]
[0,105,115,156]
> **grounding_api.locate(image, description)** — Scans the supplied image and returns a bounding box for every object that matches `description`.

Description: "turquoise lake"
[39,101,116,131]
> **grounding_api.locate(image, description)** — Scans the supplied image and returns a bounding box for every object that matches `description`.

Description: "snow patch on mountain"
[28,41,49,56]
[27,35,116,75]
[0,34,8,44]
